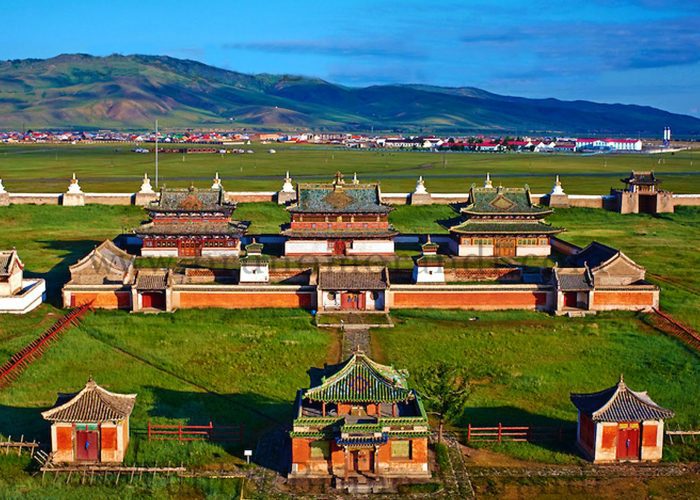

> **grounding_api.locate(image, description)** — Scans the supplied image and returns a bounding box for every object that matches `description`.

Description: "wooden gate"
[341,292,365,310]
[178,239,202,257]
[141,291,166,310]
[333,240,347,256]
[76,430,100,461]
[494,238,516,257]
[353,449,373,472]
[617,422,641,460]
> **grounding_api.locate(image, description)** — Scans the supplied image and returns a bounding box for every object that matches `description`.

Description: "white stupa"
[484,172,493,188]
[67,173,83,194]
[139,173,154,194]
[282,171,295,193]
[414,176,428,195]
[551,175,565,195]
[212,172,223,190]
[0,179,6,194]
[352,172,360,185]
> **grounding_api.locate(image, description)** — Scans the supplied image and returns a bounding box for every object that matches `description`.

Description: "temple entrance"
[616,423,641,460]
[178,239,202,257]
[76,430,99,461]
[638,194,657,214]
[494,238,516,257]
[333,240,347,256]
[563,292,578,308]
[352,449,373,473]
[141,291,166,310]
[341,292,365,310]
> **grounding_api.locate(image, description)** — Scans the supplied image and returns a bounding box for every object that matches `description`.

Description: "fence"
[0,435,39,458]
[146,421,243,443]
[466,423,570,443]
[0,302,93,387]
[665,426,700,445]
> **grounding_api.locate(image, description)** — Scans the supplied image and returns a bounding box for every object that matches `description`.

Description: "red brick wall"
[177,291,312,309]
[292,438,311,469]
[601,425,617,450]
[392,291,548,309]
[594,291,655,307]
[70,291,131,309]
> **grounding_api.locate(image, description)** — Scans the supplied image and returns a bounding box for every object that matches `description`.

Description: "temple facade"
[136,186,246,257]
[0,249,45,314]
[571,376,674,463]
[283,173,397,256]
[290,351,430,486]
[613,171,674,215]
[450,177,563,257]
[317,266,389,312]
[41,378,136,464]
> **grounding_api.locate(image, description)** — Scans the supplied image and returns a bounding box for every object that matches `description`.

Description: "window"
[310,440,330,459]
[327,292,336,301]
[391,440,411,459]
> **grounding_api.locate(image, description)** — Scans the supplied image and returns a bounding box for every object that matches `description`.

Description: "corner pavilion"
[41,379,136,464]
[290,351,430,483]
[570,376,674,463]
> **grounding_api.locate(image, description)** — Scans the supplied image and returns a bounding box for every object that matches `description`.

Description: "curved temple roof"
[304,351,412,403]
[42,378,137,423]
[570,376,674,422]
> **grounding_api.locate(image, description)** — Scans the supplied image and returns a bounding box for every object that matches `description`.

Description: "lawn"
[373,309,700,462]
[1,142,699,194]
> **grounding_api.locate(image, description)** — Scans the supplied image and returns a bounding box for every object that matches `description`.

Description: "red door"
[178,239,203,257]
[76,430,99,461]
[142,292,165,310]
[341,292,359,310]
[333,240,347,256]
[616,423,641,460]
[353,449,373,473]
[563,292,577,308]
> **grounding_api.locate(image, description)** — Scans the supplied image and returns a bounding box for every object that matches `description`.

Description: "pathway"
[341,327,372,358]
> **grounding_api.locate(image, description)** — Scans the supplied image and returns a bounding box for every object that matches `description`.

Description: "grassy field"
[373,309,700,463]
[1,142,699,194]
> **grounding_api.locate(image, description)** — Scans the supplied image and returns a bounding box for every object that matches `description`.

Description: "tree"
[415,362,470,444]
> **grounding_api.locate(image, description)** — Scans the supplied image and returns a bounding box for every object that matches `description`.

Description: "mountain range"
[0,54,698,135]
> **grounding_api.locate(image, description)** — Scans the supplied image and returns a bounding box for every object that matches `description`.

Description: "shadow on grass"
[458,405,578,457]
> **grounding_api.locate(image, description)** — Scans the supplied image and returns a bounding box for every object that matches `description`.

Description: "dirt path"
[341,327,372,358]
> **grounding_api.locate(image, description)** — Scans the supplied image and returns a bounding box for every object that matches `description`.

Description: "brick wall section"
[593,291,656,307]
[176,291,313,309]
[392,290,548,309]
[69,291,131,309]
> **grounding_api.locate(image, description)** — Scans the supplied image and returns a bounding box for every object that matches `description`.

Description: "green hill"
[1,53,698,134]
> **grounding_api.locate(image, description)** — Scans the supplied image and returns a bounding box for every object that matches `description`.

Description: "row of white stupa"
[0,172,566,196]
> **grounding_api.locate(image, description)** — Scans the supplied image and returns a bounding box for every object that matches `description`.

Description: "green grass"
[1,142,700,194]
[373,309,700,462]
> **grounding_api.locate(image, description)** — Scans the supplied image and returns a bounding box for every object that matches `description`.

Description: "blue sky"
[1,0,698,116]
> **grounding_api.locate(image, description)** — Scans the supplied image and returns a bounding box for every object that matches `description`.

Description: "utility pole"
[155,120,159,189]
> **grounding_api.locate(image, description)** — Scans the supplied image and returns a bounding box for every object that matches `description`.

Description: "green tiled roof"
[450,221,563,235]
[149,187,234,213]
[304,352,412,403]
[290,183,391,214]
[461,186,551,216]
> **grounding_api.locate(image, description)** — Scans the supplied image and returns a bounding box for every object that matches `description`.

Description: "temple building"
[290,350,430,488]
[317,266,389,312]
[0,249,45,314]
[553,241,658,314]
[412,237,445,284]
[449,176,563,257]
[62,240,135,309]
[613,171,674,214]
[135,185,246,257]
[41,378,136,464]
[283,172,397,256]
[570,376,674,463]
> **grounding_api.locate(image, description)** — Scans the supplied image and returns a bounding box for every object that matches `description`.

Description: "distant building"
[612,171,674,214]
[575,138,642,151]
[135,186,247,257]
[283,173,397,256]
[42,378,136,464]
[449,177,563,257]
[571,376,673,463]
[289,350,430,486]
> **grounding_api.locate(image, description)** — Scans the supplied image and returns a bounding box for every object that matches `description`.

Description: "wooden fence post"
[498,423,502,444]
[178,423,182,442]
[147,421,151,441]
[467,424,471,443]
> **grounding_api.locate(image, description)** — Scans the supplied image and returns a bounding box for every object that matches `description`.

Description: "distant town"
[0,128,688,153]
